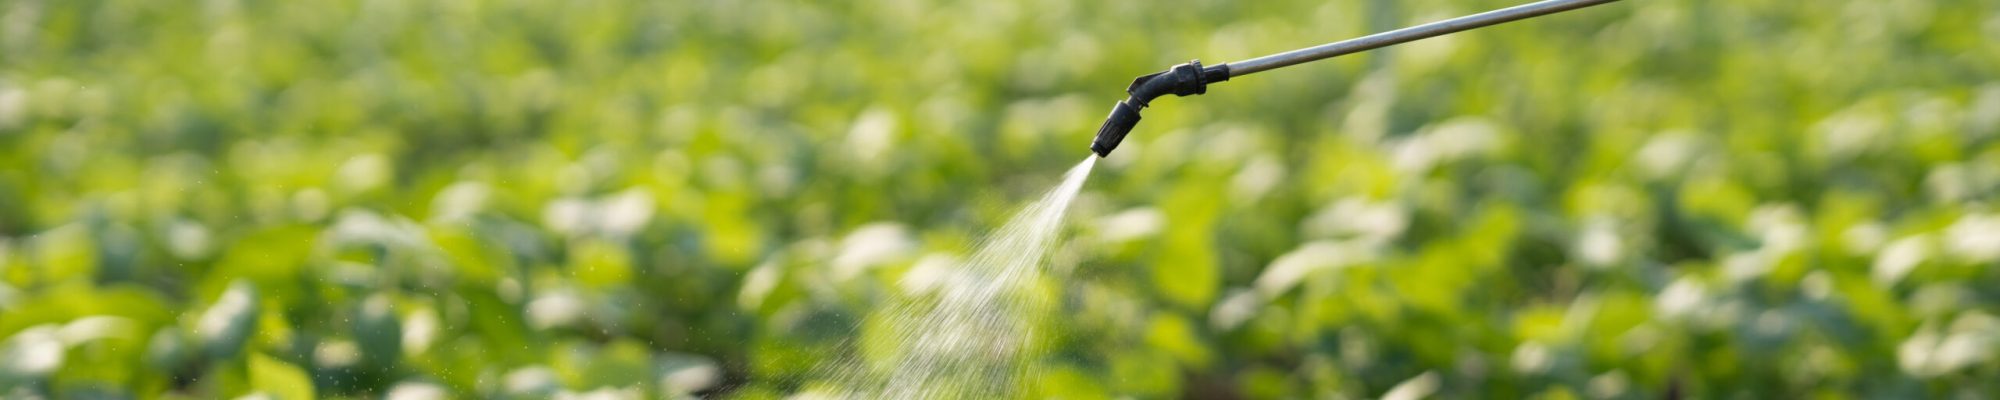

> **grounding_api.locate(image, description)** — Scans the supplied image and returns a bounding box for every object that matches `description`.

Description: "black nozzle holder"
[1089,60,1229,157]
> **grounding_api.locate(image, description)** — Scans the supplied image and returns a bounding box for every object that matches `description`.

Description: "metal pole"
[1224,0,1622,77]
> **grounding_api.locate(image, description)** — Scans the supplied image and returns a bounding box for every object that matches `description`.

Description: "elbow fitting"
[1090,60,1230,157]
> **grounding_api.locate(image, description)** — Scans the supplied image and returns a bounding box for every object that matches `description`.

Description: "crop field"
[2,0,1998,398]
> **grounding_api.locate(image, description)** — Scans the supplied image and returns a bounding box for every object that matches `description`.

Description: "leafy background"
[3,0,1999,398]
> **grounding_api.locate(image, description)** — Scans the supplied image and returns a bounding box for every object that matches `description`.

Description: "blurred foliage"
[3,0,2000,398]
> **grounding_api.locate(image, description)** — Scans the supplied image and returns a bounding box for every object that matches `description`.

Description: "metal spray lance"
[1088,0,1624,157]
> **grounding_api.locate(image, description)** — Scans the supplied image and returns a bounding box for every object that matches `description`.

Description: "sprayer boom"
[1090,0,1623,157]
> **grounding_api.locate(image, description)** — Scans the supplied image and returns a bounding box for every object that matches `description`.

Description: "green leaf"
[249,353,315,400]
[571,239,634,288]
[26,225,96,285]
[0,283,173,339]
[196,281,259,360]
[1145,312,1213,368]
[1152,180,1222,310]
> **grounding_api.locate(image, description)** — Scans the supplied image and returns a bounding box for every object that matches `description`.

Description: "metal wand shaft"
[1223,0,1623,77]
[1087,0,1624,157]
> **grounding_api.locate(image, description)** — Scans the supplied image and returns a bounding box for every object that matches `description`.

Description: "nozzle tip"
[1089,101,1142,158]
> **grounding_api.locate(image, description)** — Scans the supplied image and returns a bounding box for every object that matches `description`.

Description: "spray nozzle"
[1089,60,1230,157]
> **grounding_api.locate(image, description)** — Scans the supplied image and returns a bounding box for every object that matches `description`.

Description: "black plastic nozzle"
[1090,60,1230,157]
[1090,102,1143,157]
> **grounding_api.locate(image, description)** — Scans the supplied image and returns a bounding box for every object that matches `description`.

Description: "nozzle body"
[1089,101,1143,157]
[1089,61,1229,157]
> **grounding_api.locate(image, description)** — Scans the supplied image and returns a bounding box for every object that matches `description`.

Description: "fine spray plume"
[1089,0,1624,158]
[806,1,1627,397]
